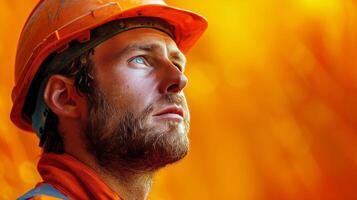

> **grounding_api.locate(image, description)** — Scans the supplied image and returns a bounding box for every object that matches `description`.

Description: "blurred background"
[1,0,357,199]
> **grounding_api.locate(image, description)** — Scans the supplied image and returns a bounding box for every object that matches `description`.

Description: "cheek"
[98,67,159,112]
[78,96,90,129]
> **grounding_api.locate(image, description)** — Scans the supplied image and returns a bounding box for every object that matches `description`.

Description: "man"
[12,0,207,199]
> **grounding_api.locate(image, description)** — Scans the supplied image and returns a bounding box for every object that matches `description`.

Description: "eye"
[129,56,147,65]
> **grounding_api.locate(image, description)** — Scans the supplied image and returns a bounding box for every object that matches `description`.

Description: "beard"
[82,85,190,173]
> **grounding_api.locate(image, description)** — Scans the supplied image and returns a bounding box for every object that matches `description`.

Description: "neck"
[66,149,154,200]
[63,127,155,200]
[98,167,154,200]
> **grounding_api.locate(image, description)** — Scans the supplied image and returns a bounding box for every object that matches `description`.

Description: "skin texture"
[43,28,190,200]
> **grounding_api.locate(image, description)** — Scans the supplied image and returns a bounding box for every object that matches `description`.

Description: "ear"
[43,75,84,119]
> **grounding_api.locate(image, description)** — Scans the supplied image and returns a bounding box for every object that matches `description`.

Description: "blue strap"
[31,79,50,140]
[17,183,69,200]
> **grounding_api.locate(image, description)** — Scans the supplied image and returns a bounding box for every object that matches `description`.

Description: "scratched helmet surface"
[11,0,208,132]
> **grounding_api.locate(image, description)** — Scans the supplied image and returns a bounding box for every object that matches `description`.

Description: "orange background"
[1,0,357,199]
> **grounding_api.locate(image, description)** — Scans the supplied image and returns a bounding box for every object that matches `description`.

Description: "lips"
[153,105,184,118]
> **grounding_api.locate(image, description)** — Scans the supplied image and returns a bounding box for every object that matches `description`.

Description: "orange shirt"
[27,153,122,200]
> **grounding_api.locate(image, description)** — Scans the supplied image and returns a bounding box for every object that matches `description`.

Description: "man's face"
[83,28,190,172]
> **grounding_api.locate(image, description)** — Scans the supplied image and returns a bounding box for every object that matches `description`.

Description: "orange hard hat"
[11,0,208,132]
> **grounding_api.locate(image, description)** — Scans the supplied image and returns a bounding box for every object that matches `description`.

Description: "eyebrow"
[120,42,186,66]
[123,43,160,53]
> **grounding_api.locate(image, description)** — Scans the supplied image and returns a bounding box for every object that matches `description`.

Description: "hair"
[23,49,96,154]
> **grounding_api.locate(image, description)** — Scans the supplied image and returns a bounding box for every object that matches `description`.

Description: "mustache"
[131,94,188,131]
[161,94,186,106]
[142,94,187,117]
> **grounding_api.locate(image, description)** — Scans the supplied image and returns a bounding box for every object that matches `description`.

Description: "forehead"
[94,28,182,59]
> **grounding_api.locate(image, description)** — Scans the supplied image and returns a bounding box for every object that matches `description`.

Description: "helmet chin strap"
[31,78,50,146]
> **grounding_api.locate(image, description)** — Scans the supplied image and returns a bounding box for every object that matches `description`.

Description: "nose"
[158,62,188,94]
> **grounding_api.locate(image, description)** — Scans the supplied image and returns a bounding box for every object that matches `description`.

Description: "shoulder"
[28,196,63,200]
[17,183,69,200]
